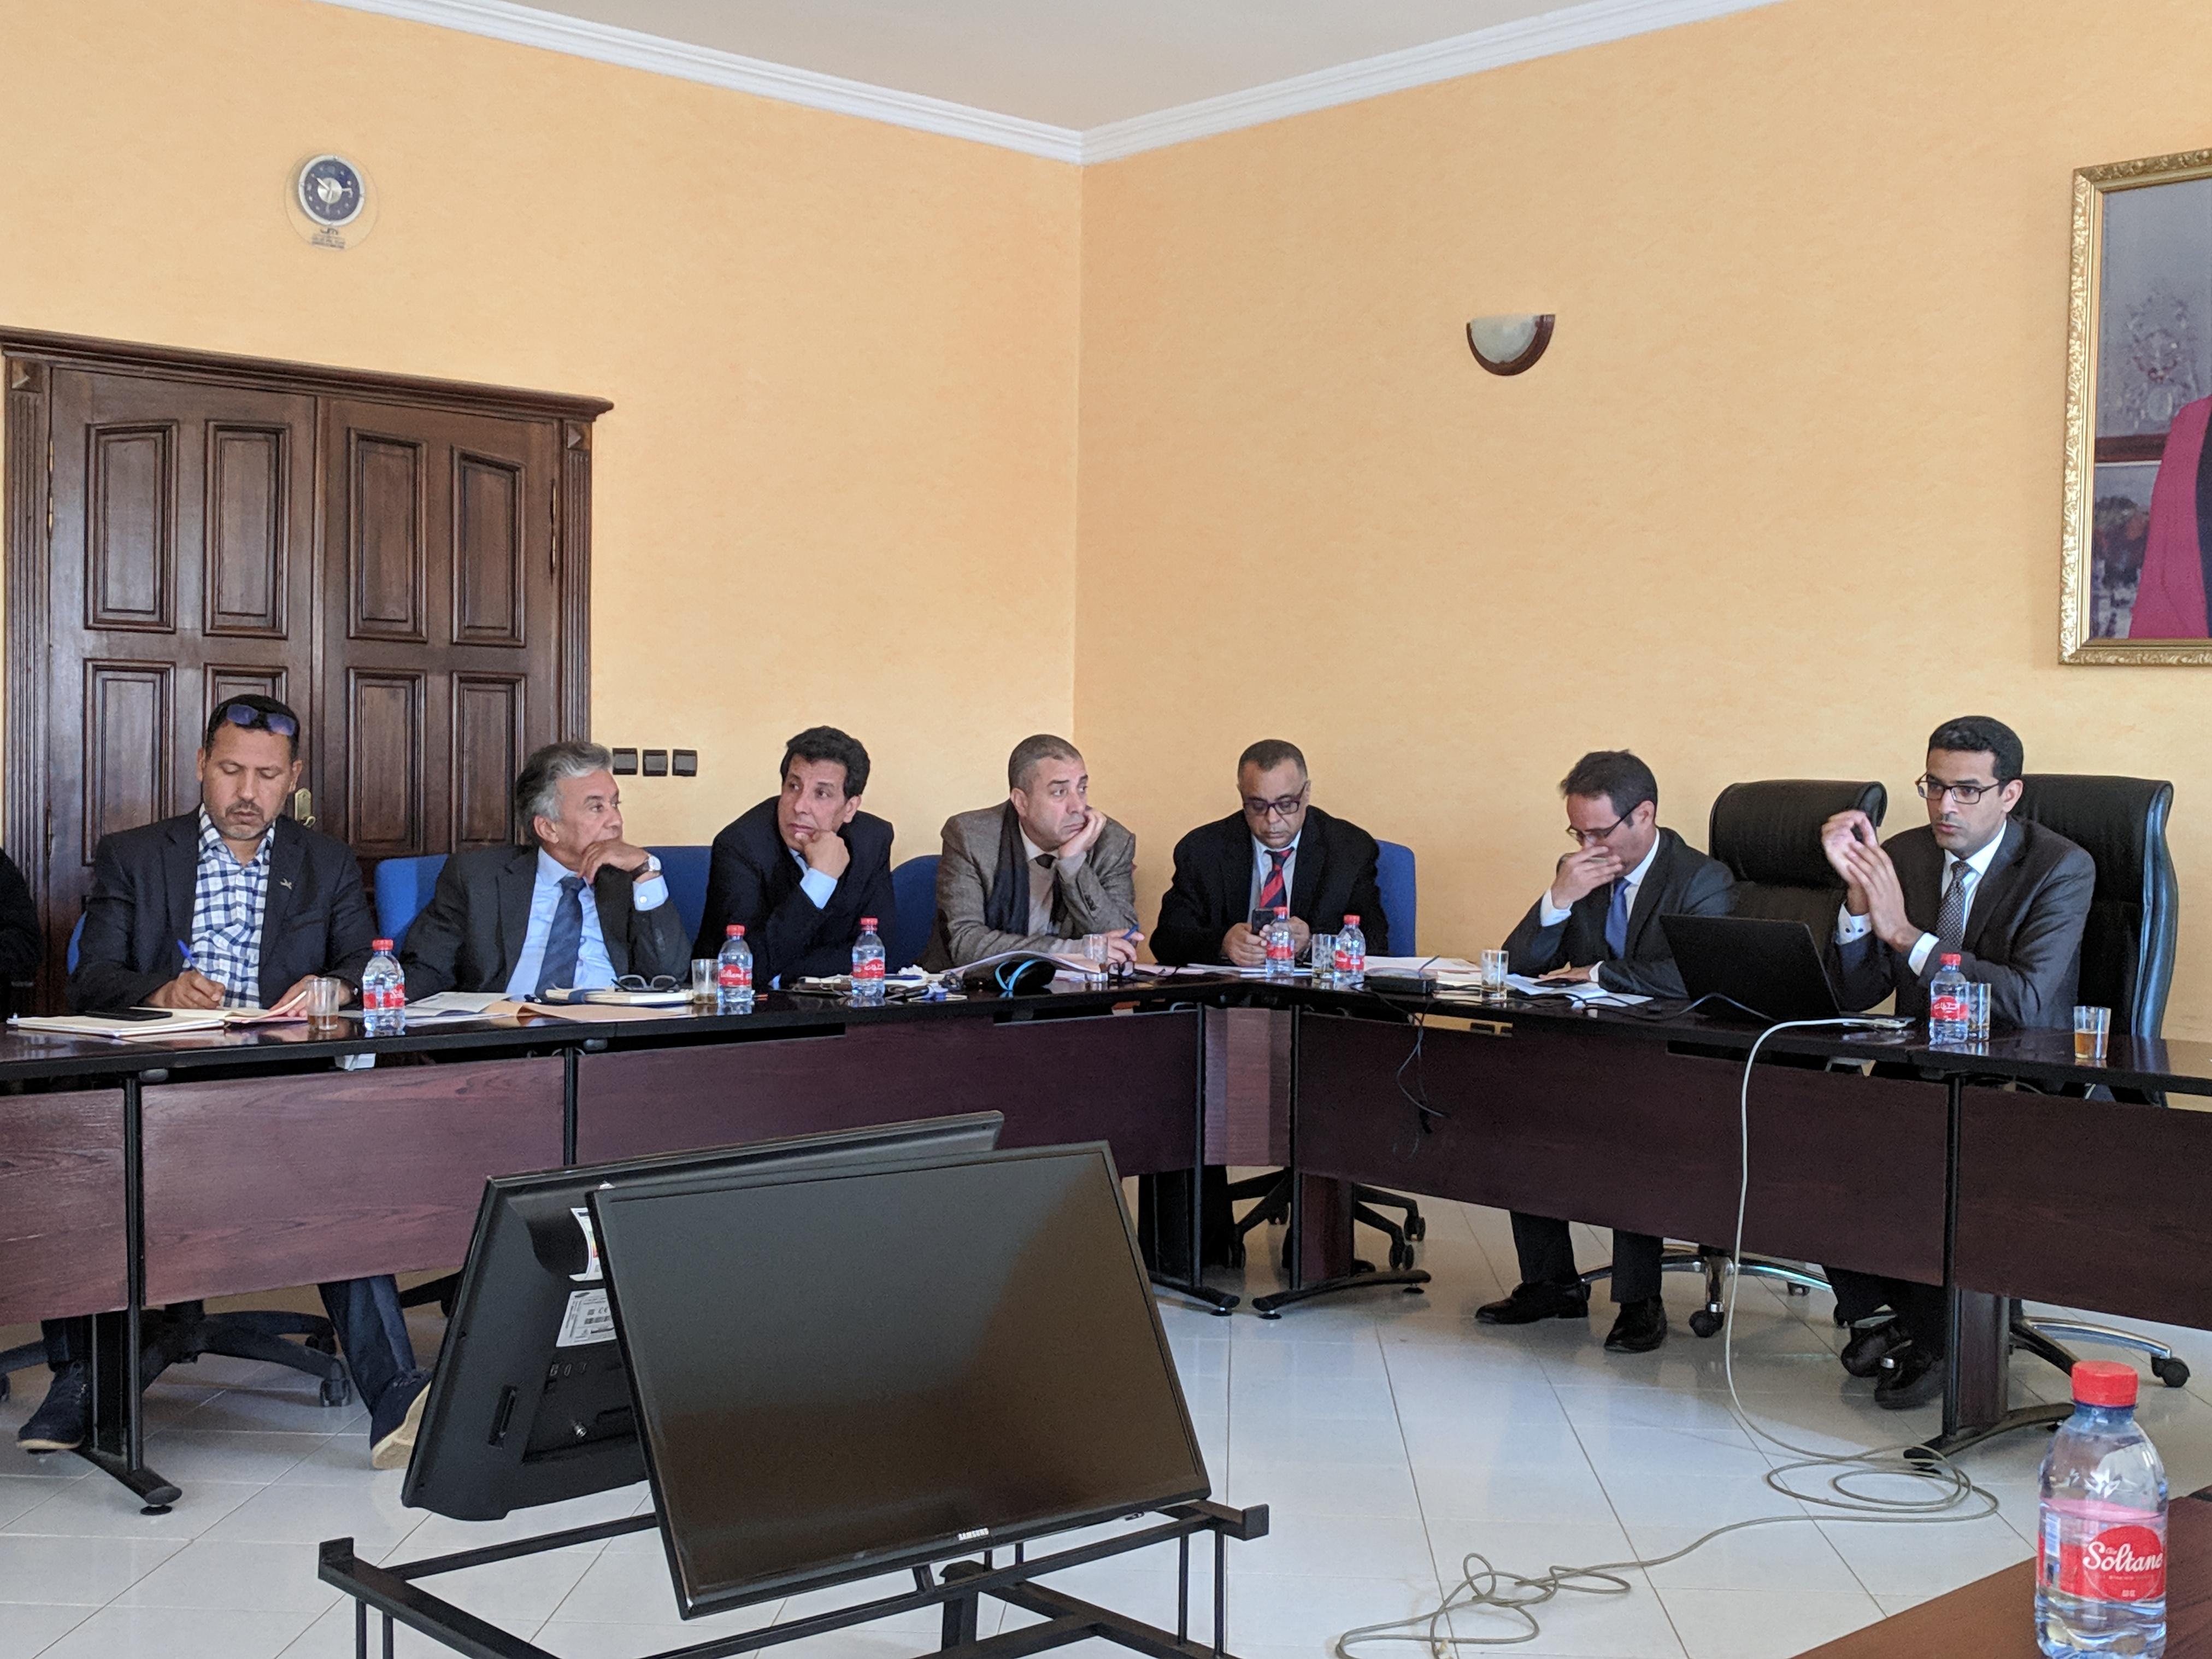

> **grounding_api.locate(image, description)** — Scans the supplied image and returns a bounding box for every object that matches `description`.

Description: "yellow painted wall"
[1077,0,2212,1034]
[0,0,1081,852]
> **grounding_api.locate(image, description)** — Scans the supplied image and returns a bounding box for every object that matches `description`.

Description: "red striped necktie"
[1257,849,1290,915]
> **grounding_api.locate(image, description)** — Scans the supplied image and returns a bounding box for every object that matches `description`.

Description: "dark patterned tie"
[1256,849,1290,916]
[535,875,585,997]
[1604,878,1631,957]
[1934,862,1972,957]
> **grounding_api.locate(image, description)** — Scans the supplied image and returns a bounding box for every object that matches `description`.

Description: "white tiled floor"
[8,1195,2212,1659]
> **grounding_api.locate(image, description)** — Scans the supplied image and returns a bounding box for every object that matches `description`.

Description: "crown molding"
[313,0,1789,166]
[311,0,1085,162]
[1080,0,1789,162]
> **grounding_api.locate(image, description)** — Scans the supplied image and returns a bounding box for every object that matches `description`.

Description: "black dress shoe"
[1475,1282,1590,1326]
[17,1363,90,1452]
[1603,1296,1669,1354]
[1874,1344,1944,1410]
[1839,1317,1914,1379]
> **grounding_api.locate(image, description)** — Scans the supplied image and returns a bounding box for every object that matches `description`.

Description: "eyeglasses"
[214,701,299,739]
[1242,787,1309,820]
[1566,815,1630,846]
[614,975,682,992]
[1916,776,2000,805]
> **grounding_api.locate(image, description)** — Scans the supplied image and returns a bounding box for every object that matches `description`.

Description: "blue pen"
[177,939,199,973]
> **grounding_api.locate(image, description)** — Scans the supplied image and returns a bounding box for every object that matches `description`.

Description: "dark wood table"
[1796,1486,2212,1657]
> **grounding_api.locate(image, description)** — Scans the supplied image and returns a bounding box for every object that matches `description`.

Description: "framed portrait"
[2062,148,2212,662]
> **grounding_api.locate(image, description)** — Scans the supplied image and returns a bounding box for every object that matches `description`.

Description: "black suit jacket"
[1835,817,2093,1031]
[0,847,41,985]
[70,813,376,1013]
[693,798,897,985]
[1152,806,1387,966]
[401,844,691,999]
[1502,827,1734,998]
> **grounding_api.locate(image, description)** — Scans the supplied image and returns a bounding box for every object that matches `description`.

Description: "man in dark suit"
[1818,714,2094,1408]
[402,740,689,1000]
[0,846,42,1001]
[694,727,896,986]
[31,696,429,1467]
[1478,750,1734,1355]
[1152,739,1386,966]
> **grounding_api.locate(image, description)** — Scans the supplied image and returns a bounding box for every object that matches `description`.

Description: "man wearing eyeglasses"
[402,740,689,1001]
[1479,750,1734,1355]
[1817,714,2093,1407]
[1151,739,1386,967]
[32,696,432,1467]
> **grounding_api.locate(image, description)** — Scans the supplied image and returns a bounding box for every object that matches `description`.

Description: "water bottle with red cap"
[2038,1359,2167,1657]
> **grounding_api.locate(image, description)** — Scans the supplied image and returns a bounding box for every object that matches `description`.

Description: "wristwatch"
[631,854,662,881]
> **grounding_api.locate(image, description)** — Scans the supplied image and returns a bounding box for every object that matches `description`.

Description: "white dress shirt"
[1248,832,1303,919]
[504,848,668,997]
[787,846,839,909]
[1834,831,2003,975]
[1017,829,1084,936]
[1534,835,1660,991]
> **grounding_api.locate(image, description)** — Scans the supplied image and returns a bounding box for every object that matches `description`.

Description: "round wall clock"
[285,152,378,250]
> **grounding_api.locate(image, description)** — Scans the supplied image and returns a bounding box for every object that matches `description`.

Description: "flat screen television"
[590,1142,1209,1618]
[402,1113,1006,1522]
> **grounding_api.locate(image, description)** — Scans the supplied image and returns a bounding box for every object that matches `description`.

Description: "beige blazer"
[921,805,1139,969]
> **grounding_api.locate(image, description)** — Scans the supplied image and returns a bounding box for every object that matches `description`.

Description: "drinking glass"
[1082,933,1111,989]
[2073,1005,2110,1063]
[690,959,716,1004]
[301,975,345,1036]
[1479,949,1510,1002]
[1309,934,1336,989]
[1962,981,1990,1043]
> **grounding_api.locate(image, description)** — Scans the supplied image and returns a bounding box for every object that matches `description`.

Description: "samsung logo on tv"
[957,1528,989,1542]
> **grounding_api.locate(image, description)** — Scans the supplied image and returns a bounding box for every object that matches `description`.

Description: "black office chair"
[1580,780,1889,1335]
[2005,773,2188,1389]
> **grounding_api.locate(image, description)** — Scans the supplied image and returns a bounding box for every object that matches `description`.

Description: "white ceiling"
[322,0,1785,159]
[517,0,1596,130]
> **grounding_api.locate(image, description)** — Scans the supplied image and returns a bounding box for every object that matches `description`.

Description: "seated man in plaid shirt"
[23,696,432,1468]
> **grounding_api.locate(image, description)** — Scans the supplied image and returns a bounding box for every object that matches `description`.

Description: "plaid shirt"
[191,808,272,1008]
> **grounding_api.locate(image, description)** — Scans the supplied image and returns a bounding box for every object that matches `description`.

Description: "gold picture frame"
[2061,146,2212,662]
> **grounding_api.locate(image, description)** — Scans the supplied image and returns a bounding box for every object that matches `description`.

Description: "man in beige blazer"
[922,734,1141,969]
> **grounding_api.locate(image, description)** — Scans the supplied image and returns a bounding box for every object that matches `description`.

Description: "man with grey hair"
[402,740,689,998]
[921,733,1140,970]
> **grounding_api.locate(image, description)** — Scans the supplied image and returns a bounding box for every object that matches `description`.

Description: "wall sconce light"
[1466,314,1554,375]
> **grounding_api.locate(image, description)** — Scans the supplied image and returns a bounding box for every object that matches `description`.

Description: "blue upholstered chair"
[886,855,939,972]
[372,855,449,953]
[1374,841,1417,956]
[645,845,711,951]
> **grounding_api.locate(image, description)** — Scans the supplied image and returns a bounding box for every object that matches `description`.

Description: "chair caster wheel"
[1389,1244,1416,1272]
[2156,1358,2191,1388]
[1259,1309,1282,1321]
[320,1376,353,1408]
[1405,1216,1427,1242]
[1785,1284,1810,1297]
[1689,1310,1723,1339]
[1832,1308,1849,1327]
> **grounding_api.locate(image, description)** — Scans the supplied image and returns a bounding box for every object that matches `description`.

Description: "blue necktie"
[1604,878,1630,958]
[536,875,585,997]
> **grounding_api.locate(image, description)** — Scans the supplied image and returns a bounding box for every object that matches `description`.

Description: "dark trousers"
[1824,1266,1948,1357]
[1511,1213,1663,1303]
[40,1272,421,1416]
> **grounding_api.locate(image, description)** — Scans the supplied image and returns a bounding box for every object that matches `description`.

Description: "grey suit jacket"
[1834,817,2094,1031]
[921,806,1139,970]
[400,843,691,999]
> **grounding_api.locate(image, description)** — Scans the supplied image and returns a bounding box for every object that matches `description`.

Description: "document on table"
[1503,974,1650,1006]
[407,991,509,1017]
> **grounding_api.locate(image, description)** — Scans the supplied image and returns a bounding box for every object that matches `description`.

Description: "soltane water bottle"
[1928,952,1970,1044]
[1264,907,1297,981]
[2038,1360,2167,1658]
[716,924,754,1014]
[361,940,405,1037]
[1336,913,1367,990]
[852,918,886,1005]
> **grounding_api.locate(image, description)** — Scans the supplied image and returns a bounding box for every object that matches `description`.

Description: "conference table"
[3,971,2209,1508]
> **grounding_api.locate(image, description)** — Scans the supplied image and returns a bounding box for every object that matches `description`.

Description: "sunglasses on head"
[214,702,299,739]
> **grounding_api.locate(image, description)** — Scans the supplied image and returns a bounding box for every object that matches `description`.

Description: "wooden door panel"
[87,423,177,631]
[207,663,289,709]
[205,425,291,636]
[454,452,525,645]
[452,673,525,846]
[347,432,429,642]
[81,661,175,860]
[346,668,427,855]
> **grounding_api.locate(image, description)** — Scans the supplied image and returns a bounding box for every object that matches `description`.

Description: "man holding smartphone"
[1817,714,2093,1408]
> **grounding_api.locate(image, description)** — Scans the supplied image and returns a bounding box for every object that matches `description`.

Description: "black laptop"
[1658,914,1848,1022]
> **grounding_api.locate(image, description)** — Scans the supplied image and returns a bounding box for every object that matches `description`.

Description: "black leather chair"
[2005,773,2187,1387]
[1581,780,1889,1335]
